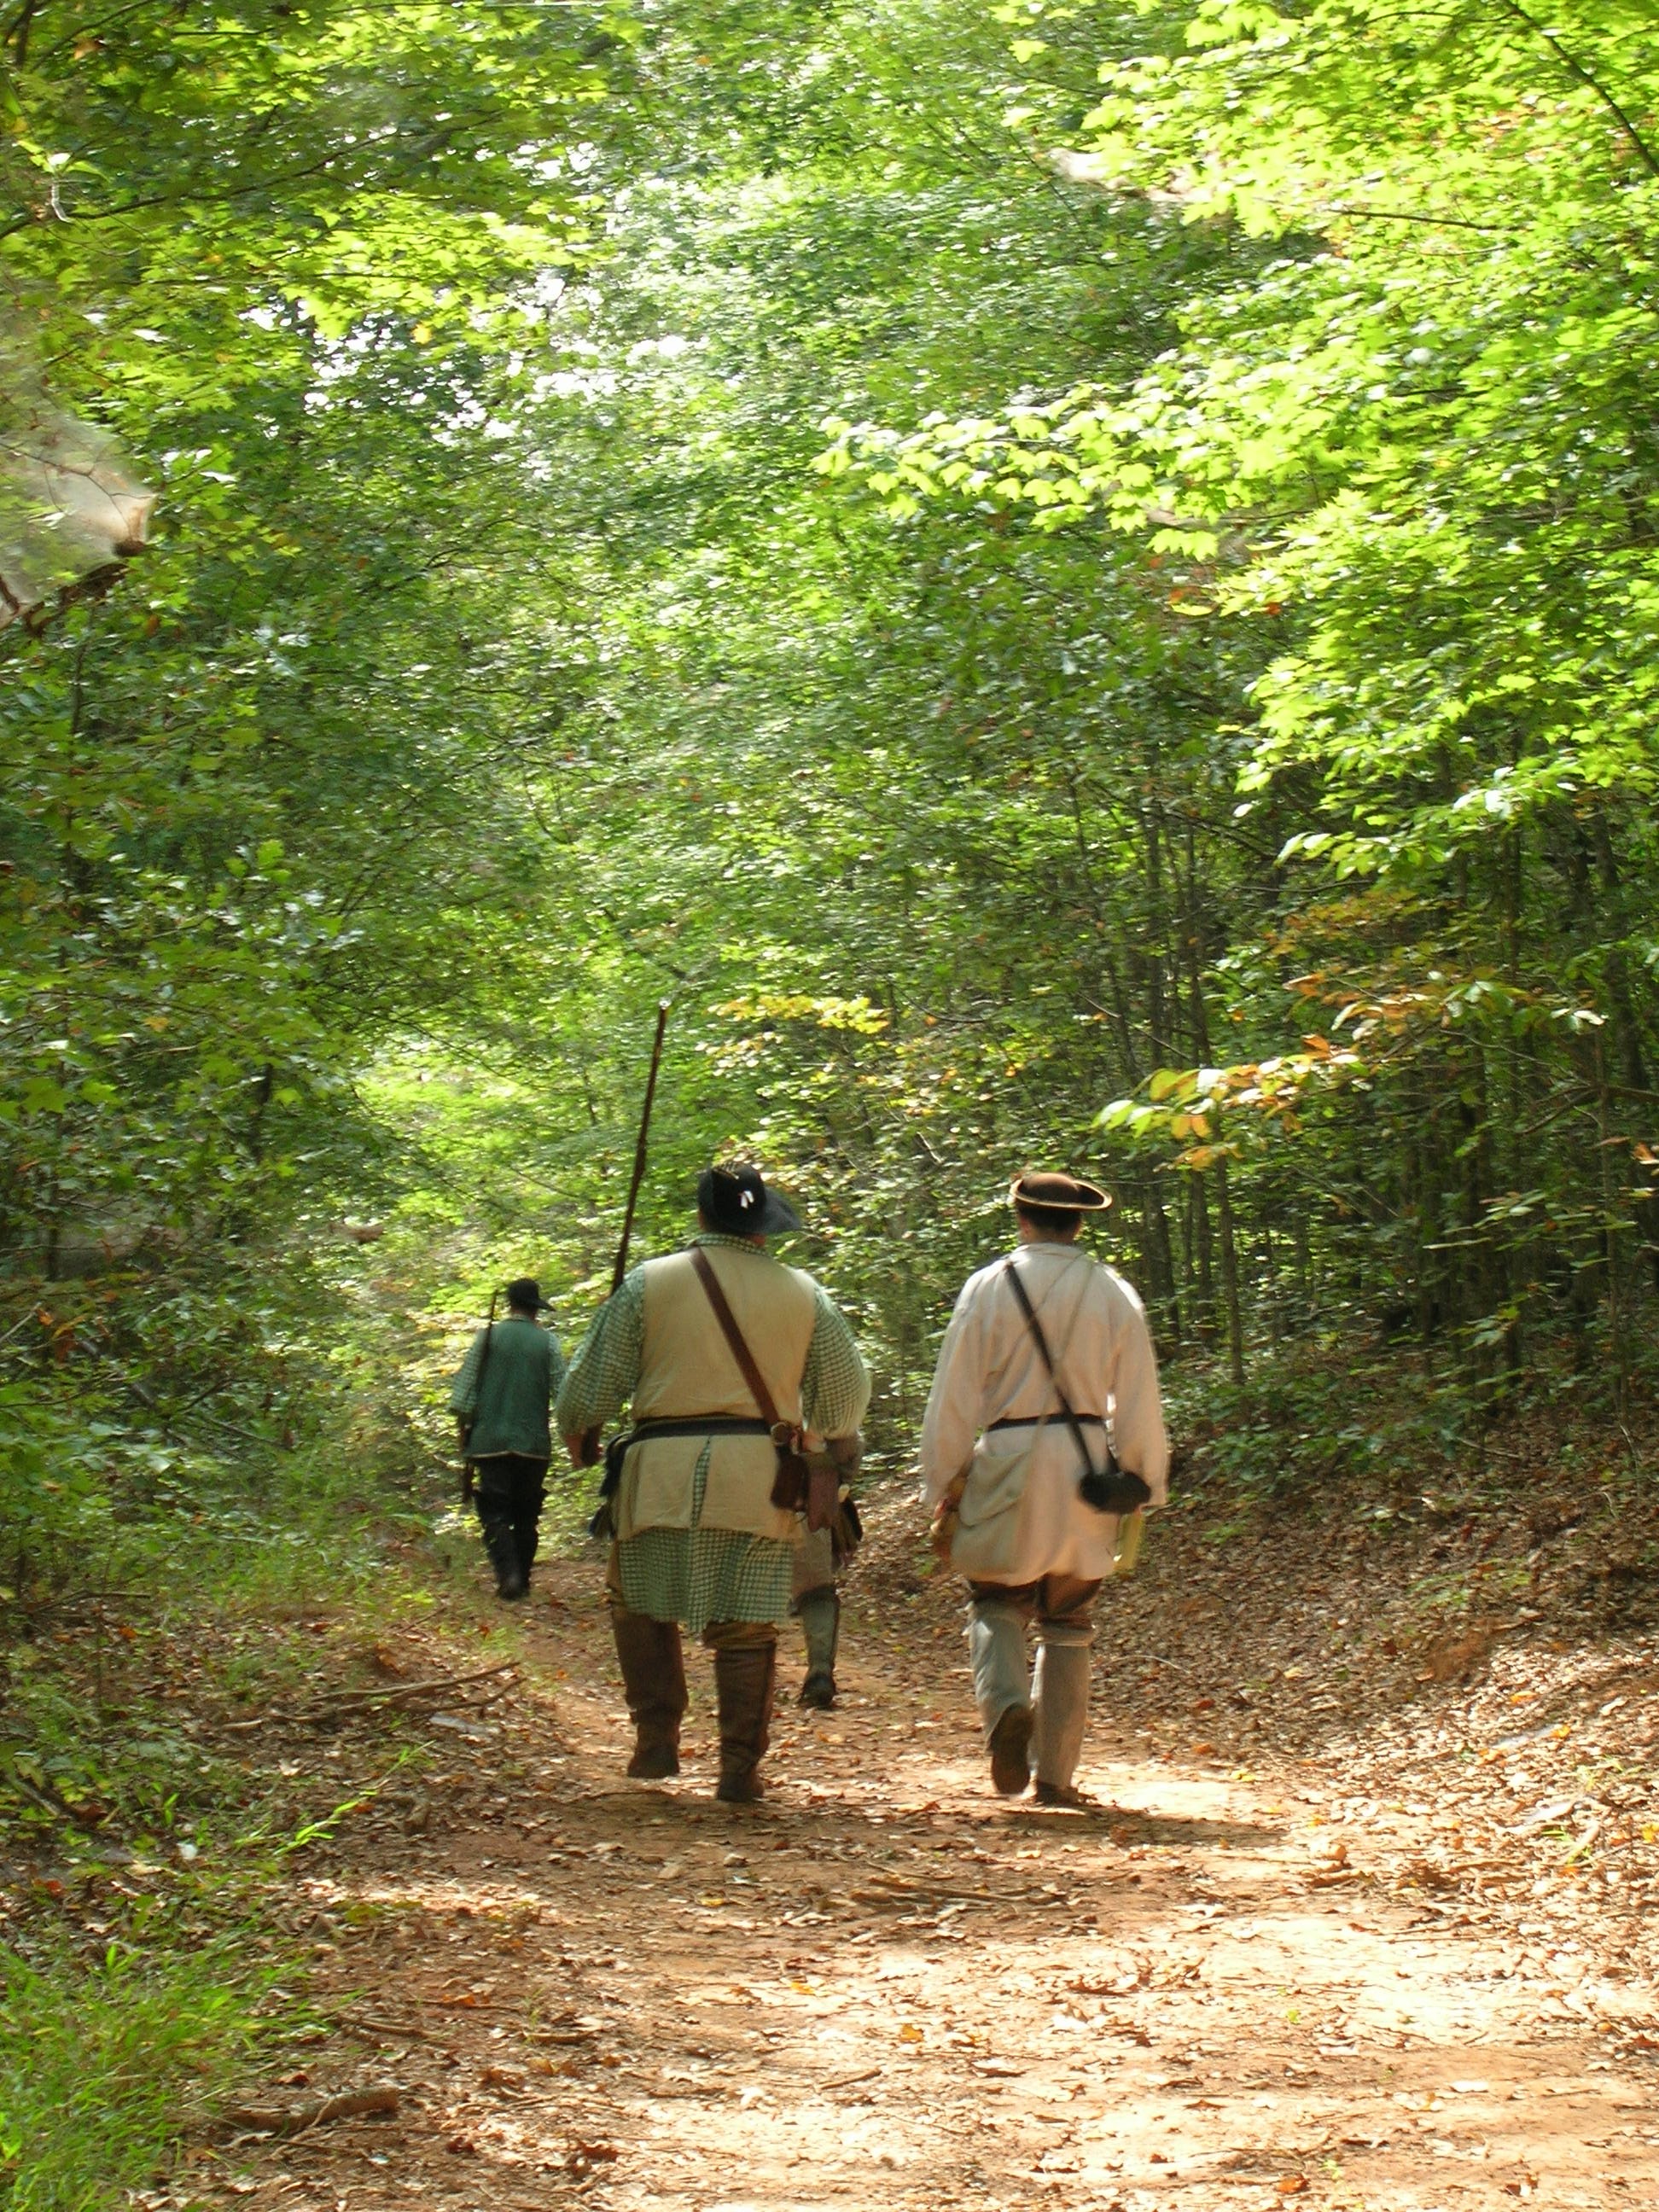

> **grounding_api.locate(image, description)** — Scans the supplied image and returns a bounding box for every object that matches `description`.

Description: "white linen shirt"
[920,1242,1168,1585]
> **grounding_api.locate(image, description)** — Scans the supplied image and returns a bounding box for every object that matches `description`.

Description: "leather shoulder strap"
[690,1247,782,1428]
[1002,1257,1097,1478]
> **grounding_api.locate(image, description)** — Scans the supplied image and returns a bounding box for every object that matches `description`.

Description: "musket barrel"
[579,1001,671,1473]
[610,999,670,1295]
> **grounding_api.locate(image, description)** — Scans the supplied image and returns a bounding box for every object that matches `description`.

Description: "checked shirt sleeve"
[448,1328,487,1422]
[553,1268,645,1439]
[800,1287,870,1440]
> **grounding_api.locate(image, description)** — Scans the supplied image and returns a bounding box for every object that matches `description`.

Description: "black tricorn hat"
[697,1162,801,1238]
[1010,1170,1111,1214]
[504,1276,554,1311]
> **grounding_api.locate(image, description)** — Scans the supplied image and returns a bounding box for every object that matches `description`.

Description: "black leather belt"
[987,1412,1106,1431]
[597,1415,773,1505]
[626,1416,774,1443]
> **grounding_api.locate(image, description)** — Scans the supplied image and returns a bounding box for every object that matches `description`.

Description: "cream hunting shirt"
[920,1242,1169,1585]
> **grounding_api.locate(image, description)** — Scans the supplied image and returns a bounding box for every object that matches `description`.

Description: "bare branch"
[1498,0,1659,183]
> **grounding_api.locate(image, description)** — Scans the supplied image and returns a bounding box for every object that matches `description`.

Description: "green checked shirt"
[556,1234,870,1632]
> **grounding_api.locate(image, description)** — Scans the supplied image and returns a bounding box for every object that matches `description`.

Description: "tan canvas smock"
[920,1243,1169,1584]
[616,1245,818,1545]
[556,1232,869,1633]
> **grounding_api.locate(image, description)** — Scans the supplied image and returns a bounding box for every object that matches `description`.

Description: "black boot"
[714,1642,777,1803]
[512,1511,541,1596]
[480,1512,525,1600]
[611,1608,688,1778]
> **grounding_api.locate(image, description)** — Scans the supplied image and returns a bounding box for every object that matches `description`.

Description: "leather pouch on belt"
[769,1422,806,1512]
[804,1448,840,1534]
[769,1427,840,1532]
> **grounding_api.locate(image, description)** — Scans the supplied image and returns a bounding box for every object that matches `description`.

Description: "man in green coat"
[450,1277,567,1601]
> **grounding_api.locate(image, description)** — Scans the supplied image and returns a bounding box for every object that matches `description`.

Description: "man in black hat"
[556,1164,869,1802]
[921,1172,1167,1805]
[450,1278,566,1601]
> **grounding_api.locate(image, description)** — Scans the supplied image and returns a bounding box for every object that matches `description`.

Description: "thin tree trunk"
[1595,1031,1629,1417]
[1190,1172,1217,1342]
[1177,812,1244,1382]
[1592,808,1659,1289]
[1142,1171,1180,1349]
[1214,1146,1246,1387]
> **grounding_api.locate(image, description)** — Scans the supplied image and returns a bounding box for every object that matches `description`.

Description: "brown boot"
[610,1606,687,1779]
[713,1643,776,1803]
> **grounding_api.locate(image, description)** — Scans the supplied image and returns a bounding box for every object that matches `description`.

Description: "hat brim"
[1009,1175,1111,1213]
[757,1190,801,1236]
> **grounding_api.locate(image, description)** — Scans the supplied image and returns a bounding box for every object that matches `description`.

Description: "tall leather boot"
[1031,1639,1091,1806]
[713,1642,776,1803]
[796,1588,840,1709]
[479,1511,525,1601]
[610,1607,688,1779]
[512,1507,541,1594]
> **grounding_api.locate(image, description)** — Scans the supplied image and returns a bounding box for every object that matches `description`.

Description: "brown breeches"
[965,1572,1102,1634]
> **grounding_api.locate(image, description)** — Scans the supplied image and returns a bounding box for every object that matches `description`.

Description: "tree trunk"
[1190,1171,1217,1342]
[1142,1171,1181,1350]
[1214,1146,1246,1388]
[1594,1031,1629,1417]
[1176,812,1245,1382]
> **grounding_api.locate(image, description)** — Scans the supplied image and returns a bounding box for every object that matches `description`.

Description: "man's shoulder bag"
[1001,1259,1150,1518]
[690,1248,840,1533]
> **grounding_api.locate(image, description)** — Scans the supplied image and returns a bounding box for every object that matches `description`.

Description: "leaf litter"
[13,1458,1658,2212]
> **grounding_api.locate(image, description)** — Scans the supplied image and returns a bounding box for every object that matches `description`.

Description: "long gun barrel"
[609,998,670,1300]
[459,1287,499,1505]
[578,1000,670,1474]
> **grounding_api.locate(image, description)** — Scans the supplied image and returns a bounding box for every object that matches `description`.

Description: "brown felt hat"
[1010,1169,1111,1214]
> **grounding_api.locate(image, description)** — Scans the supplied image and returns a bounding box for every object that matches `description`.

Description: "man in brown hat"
[921,1172,1167,1805]
[556,1164,869,1802]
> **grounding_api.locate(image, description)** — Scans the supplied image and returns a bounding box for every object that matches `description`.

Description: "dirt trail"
[192,1496,1659,2212]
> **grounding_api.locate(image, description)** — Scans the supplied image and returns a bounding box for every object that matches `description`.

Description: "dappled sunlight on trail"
[188,1520,1659,2212]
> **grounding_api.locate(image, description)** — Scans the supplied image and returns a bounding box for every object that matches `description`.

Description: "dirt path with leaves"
[183,1479,1659,2212]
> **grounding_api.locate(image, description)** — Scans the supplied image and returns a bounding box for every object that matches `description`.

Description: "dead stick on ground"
[335,2012,440,2042]
[223,1663,518,1731]
[223,2086,401,2135]
[311,1662,518,1710]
